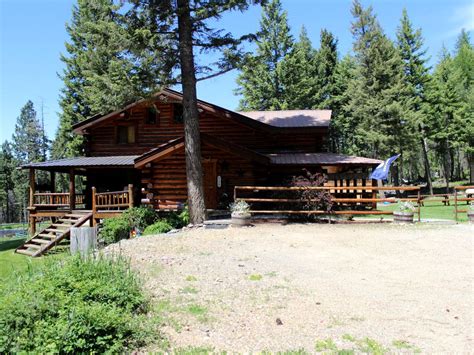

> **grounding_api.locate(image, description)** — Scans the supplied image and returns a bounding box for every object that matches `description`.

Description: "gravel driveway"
[106,223,473,353]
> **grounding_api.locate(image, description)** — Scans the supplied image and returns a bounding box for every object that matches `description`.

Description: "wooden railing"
[454,186,474,222]
[234,185,421,221]
[92,184,134,212]
[33,193,85,208]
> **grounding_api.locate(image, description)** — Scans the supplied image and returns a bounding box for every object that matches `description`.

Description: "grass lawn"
[375,200,469,222]
[0,238,35,279]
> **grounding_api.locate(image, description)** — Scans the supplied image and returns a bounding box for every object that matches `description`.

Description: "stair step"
[33,239,51,244]
[58,219,77,224]
[24,243,41,249]
[44,229,65,234]
[66,214,88,218]
[16,249,35,256]
[38,233,57,238]
[51,224,70,228]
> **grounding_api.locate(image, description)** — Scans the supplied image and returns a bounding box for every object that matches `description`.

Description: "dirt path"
[106,223,473,353]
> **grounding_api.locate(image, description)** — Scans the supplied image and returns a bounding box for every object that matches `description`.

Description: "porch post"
[29,168,36,235]
[69,168,76,210]
[50,171,56,192]
[128,184,134,208]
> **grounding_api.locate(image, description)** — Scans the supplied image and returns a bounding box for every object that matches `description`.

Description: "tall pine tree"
[396,8,432,191]
[236,0,293,110]
[314,29,338,109]
[279,26,318,109]
[346,0,413,186]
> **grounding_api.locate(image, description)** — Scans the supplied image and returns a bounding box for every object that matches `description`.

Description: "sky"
[0,0,473,144]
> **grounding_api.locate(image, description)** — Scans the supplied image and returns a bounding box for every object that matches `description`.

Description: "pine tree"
[314,29,338,109]
[346,0,413,186]
[53,0,172,160]
[279,26,318,109]
[424,49,464,191]
[127,0,265,223]
[452,30,474,182]
[396,8,433,191]
[329,55,357,153]
[236,0,293,110]
[11,101,48,222]
[0,141,15,223]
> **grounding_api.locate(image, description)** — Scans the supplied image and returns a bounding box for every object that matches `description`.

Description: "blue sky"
[0,0,472,144]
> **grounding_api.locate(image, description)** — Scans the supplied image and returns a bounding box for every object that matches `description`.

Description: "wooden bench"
[408,194,450,206]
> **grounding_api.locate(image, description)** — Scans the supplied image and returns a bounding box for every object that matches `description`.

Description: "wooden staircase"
[15,212,93,257]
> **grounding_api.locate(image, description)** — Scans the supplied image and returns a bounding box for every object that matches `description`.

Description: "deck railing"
[33,192,85,208]
[92,184,134,212]
[234,185,421,221]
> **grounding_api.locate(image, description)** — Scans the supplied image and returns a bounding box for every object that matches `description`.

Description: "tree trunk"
[443,140,451,194]
[419,125,433,195]
[177,0,207,224]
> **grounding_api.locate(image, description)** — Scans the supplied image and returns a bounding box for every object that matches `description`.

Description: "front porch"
[23,156,140,235]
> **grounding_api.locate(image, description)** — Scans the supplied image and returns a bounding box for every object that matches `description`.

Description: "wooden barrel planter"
[393,211,414,223]
[231,212,251,227]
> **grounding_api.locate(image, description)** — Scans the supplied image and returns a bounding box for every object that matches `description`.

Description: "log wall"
[140,141,267,210]
[86,102,328,157]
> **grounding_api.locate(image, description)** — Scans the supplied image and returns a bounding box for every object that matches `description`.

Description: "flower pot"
[393,211,414,223]
[231,212,251,227]
[468,210,474,223]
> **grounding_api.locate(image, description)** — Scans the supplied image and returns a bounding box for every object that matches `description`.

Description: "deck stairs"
[15,211,93,257]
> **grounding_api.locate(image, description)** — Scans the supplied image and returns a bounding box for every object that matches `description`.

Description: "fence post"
[91,186,97,227]
[454,187,458,223]
[71,226,97,258]
[417,187,421,222]
[128,184,134,208]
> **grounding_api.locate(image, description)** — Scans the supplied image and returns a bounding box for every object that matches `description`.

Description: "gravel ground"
[106,223,473,353]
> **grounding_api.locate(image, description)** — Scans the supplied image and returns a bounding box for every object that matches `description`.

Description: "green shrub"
[100,207,157,244]
[122,207,157,231]
[101,216,130,244]
[0,255,150,353]
[143,220,173,235]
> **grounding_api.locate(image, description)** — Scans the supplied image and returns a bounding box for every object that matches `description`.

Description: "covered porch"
[22,156,140,234]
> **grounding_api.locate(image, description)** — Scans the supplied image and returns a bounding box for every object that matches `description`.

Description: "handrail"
[92,184,134,213]
[33,192,85,208]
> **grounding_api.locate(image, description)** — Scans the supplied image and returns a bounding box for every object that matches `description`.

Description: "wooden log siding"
[87,102,327,157]
[140,142,259,210]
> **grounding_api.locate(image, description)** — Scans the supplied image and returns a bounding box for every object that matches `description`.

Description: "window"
[173,103,184,123]
[146,107,159,124]
[117,125,136,144]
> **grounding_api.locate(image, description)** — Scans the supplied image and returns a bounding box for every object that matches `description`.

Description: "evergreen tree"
[127,0,265,223]
[452,30,474,182]
[314,29,338,109]
[396,8,432,191]
[346,0,414,186]
[329,55,357,153]
[53,0,172,160]
[11,101,48,222]
[0,141,15,223]
[424,49,464,191]
[236,0,293,110]
[279,26,318,109]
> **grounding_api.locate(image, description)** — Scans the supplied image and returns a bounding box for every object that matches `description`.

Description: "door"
[202,159,218,209]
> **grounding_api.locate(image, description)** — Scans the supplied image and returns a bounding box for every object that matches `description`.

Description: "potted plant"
[393,200,416,223]
[468,203,474,223]
[230,200,252,227]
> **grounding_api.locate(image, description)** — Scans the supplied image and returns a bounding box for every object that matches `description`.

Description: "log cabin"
[20,88,382,251]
